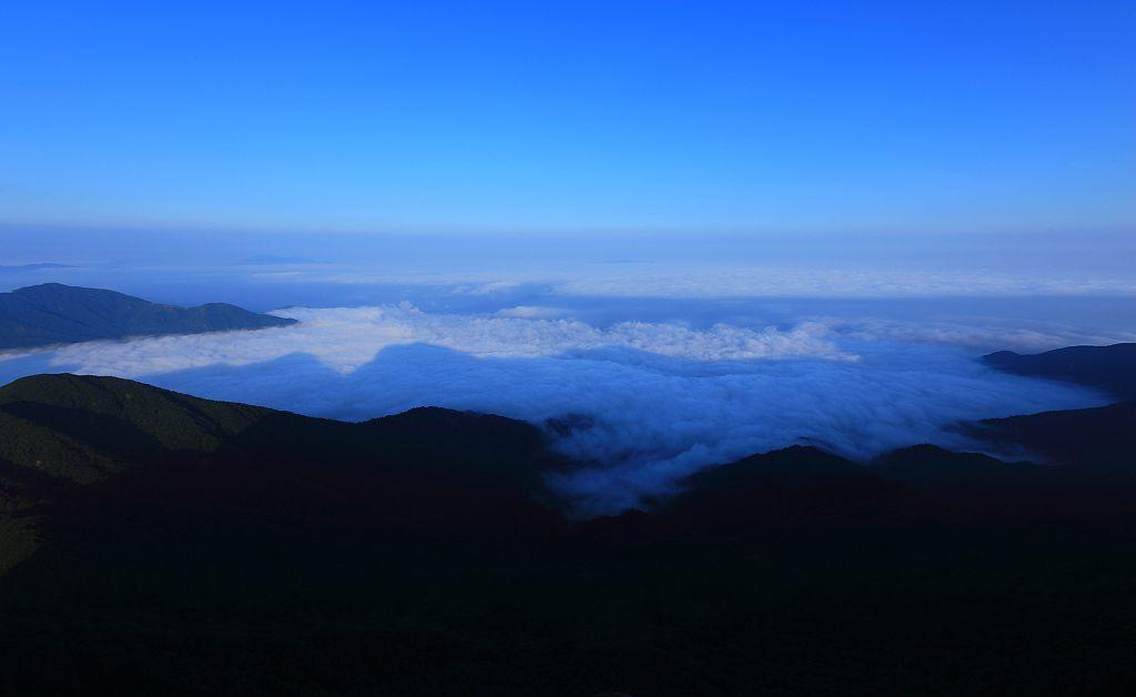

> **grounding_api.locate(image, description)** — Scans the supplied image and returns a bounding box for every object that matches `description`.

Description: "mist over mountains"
[3,182,1135,697]
[0,284,1119,514]
[2,344,1136,694]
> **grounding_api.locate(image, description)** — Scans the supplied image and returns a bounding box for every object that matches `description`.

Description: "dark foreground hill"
[3,374,1136,695]
[0,283,295,349]
[0,374,559,571]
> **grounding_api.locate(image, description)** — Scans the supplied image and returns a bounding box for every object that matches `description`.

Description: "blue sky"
[1,0,1134,233]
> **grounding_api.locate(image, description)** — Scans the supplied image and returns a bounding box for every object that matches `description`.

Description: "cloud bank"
[16,304,854,374]
[0,305,1112,514]
[272,262,1136,300]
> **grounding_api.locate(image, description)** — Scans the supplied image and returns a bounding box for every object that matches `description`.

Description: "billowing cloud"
[8,304,854,375]
[495,305,565,319]
[0,305,1112,515]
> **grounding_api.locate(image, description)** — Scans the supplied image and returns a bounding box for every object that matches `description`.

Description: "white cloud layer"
[12,304,853,375]
[552,266,1136,299]
[283,263,1136,299]
[0,305,1114,514]
[822,317,1136,354]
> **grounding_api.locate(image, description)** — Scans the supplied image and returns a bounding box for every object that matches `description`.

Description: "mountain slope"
[0,374,563,577]
[983,343,1136,399]
[653,445,911,536]
[971,402,1136,472]
[0,373,291,482]
[0,283,296,349]
[871,444,1042,487]
[0,373,558,488]
[4,373,1136,695]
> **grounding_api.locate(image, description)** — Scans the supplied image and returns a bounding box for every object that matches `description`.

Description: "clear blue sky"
[1,1,1133,233]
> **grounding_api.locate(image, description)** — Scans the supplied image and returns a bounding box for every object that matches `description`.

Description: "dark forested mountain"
[979,341,1136,474]
[984,342,1136,399]
[3,372,1136,695]
[971,401,1136,472]
[871,444,1042,487]
[0,283,295,349]
[0,373,560,568]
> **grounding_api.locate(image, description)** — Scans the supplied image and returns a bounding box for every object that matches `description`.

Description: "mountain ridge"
[983,342,1136,400]
[0,283,296,350]
[3,370,1136,695]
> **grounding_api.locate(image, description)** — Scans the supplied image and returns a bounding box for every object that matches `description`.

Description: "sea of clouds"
[5,229,1136,513]
[0,299,1123,514]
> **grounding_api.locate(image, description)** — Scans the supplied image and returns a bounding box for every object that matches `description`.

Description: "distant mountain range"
[0,283,295,350]
[1,345,1135,694]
